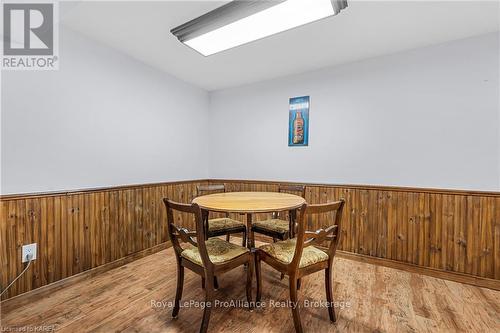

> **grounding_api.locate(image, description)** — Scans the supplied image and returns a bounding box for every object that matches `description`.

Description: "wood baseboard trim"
[0,179,209,200]
[4,178,498,201]
[336,250,500,291]
[1,240,497,313]
[254,234,499,290]
[0,242,172,309]
[210,179,500,197]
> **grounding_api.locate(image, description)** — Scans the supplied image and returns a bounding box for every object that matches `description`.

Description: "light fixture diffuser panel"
[173,0,348,56]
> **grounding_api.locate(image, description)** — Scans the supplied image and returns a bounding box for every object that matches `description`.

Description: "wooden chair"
[255,200,345,333]
[163,198,254,333]
[252,184,306,241]
[197,184,247,247]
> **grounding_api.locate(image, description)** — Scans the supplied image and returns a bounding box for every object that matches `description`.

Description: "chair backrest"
[273,184,306,219]
[196,184,226,196]
[278,184,306,198]
[163,198,213,268]
[290,200,345,269]
[196,184,229,220]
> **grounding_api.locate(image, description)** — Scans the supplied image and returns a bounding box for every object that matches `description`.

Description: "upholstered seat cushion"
[259,238,328,268]
[181,238,248,265]
[252,218,289,233]
[208,217,245,232]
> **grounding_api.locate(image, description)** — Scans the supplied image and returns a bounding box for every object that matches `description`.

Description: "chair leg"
[214,276,219,290]
[226,233,230,242]
[325,267,336,322]
[201,277,205,289]
[280,235,286,280]
[255,252,262,303]
[200,277,215,333]
[272,237,277,243]
[246,255,254,309]
[297,278,301,290]
[288,276,303,333]
[242,228,248,270]
[172,265,184,318]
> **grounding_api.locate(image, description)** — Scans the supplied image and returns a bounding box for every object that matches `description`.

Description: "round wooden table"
[192,192,305,249]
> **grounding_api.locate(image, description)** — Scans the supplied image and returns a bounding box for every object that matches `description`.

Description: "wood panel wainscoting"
[0,180,208,301]
[1,178,499,302]
[209,180,500,290]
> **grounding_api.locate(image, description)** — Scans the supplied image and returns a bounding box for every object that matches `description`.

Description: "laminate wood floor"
[1,246,499,333]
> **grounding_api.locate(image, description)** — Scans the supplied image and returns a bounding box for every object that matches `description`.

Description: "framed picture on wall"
[288,96,309,146]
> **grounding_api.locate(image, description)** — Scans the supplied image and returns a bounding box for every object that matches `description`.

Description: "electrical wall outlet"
[22,243,37,263]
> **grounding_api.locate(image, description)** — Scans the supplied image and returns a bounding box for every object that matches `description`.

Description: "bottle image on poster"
[288,96,309,146]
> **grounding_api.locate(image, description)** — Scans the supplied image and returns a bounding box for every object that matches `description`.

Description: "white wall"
[209,33,500,191]
[1,27,209,194]
[2,30,498,194]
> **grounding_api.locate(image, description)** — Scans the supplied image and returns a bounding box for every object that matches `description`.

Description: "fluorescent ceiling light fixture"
[171,0,348,56]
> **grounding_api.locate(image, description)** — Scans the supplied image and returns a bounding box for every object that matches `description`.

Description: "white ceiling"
[60,1,500,91]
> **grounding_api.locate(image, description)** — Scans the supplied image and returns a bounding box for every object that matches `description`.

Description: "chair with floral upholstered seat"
[197,184,247,247]
[255,200,345,333]
[163,198,254,333]
[252,184,305,242]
